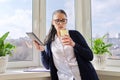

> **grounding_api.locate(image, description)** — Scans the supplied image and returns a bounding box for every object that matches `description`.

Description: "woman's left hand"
[61,35,75,47]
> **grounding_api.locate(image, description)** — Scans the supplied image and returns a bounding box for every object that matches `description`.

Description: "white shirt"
[51,35,81,80]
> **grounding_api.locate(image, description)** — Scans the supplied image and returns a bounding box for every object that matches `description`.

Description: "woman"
[34,9,99,80]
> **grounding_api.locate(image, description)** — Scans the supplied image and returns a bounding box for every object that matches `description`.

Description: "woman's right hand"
[33,40,45,51]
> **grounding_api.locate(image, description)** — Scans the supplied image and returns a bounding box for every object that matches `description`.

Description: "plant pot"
[0,56,8,73]
[93,54,106,69]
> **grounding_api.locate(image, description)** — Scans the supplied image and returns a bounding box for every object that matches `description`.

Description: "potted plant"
[0,32,15,73]
[91,34,112,69]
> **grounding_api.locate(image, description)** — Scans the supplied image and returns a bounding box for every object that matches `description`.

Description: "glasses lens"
[54,19,67,24]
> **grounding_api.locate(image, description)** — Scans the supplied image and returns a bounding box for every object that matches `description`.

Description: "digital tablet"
[26,32,44,46]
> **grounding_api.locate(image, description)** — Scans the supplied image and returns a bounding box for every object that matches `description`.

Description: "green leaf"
[0,32,9,41]
[91,34,113,55]
[0,32,16,57]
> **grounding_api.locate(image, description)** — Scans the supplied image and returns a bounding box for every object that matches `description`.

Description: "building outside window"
[0,0,41,68]
[91,0,120,61]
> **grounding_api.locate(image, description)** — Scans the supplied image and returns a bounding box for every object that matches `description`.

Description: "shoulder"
[69,30,85,41]
[69,30,82,36]
[69,30,77,33]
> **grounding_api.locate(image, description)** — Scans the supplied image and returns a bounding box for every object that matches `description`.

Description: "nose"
[59,22,63,25]
[57,22,64,25]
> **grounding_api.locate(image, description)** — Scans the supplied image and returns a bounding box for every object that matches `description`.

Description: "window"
[46,0,75,34]
[1,0,100,68]
[0,0,40,68]
[9,0,119,68]
[91,0,120,66]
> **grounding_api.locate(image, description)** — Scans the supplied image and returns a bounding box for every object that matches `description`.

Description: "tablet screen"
[26,32,44,46]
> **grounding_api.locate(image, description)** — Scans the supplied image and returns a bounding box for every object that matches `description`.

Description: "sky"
[0,0,32,39]
[91,0,120,38]
[0,0,120,39]
[0,0,75,39]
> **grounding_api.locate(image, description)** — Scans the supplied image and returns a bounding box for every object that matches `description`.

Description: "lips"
[59,25,66,29]
[59,26,64,29]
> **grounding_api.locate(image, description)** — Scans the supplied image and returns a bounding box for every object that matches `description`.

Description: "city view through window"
[92,0,120,60]
[0,0,75,62]
[1,0,120,62]
[0,0,32,61]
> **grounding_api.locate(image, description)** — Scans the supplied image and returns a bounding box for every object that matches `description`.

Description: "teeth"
[60,29,68,36]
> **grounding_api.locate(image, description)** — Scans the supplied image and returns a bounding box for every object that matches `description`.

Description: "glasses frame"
[53,19,67,25]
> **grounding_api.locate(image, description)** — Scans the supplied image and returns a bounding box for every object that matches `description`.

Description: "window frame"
[8,0,120,68]
[74,0,120,67]
[37,0,120,67]
[42,0,92,64]
[75,0,92,46]
[7,0,44,68]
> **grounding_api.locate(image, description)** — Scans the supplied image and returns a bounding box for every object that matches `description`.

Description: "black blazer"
[41,30,99,80]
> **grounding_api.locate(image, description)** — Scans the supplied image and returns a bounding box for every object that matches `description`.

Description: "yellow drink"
[60,29,68,36]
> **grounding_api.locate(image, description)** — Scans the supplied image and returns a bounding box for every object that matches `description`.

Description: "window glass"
[91,0,120,60]
[46,0,75,34]
[0,0,32,61]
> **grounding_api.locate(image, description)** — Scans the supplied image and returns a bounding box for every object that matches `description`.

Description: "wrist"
[71,42,75,47]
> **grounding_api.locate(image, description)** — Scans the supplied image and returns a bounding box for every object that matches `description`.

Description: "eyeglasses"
[54,19,67,24]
